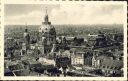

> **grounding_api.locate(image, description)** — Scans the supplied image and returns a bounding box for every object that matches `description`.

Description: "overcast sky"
[5,4,124,25]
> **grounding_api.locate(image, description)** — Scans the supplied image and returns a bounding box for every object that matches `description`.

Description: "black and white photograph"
[4,2,127,78]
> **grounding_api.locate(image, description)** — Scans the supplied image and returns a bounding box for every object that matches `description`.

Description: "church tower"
[22,24,30,55]
[24,24,30,45]
[38,8,56,54]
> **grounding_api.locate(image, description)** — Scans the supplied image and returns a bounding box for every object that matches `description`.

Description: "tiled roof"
[102,59,123,70]
[97,55,123,70]
[70,48,86,53]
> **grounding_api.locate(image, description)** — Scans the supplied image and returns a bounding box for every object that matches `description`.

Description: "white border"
[0,0,127,80]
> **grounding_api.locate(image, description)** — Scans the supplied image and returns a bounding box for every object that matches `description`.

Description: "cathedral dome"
[39,8,56,35]
[39,24,55,34]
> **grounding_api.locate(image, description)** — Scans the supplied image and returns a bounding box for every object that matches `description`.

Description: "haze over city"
[5,4,124,25]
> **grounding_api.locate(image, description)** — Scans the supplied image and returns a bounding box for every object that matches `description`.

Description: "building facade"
[70,48,85,65]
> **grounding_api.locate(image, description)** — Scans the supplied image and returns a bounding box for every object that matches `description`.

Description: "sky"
[4,4,124,25]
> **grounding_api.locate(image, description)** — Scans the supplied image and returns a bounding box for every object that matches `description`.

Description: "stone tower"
[22,24,30,55]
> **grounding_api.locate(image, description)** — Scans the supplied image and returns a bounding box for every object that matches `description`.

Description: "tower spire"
[44,7,49,23]
[42,7,51,25]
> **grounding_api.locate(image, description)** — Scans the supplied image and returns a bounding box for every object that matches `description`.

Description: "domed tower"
[39,8,56,45]
[38,8,56,55]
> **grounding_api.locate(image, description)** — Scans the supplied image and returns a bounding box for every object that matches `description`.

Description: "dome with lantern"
[39,24,55,34]
[39,9,56,36]
[38,8,56,45]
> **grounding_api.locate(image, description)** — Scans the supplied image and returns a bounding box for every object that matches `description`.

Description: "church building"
[38,8,56,55]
